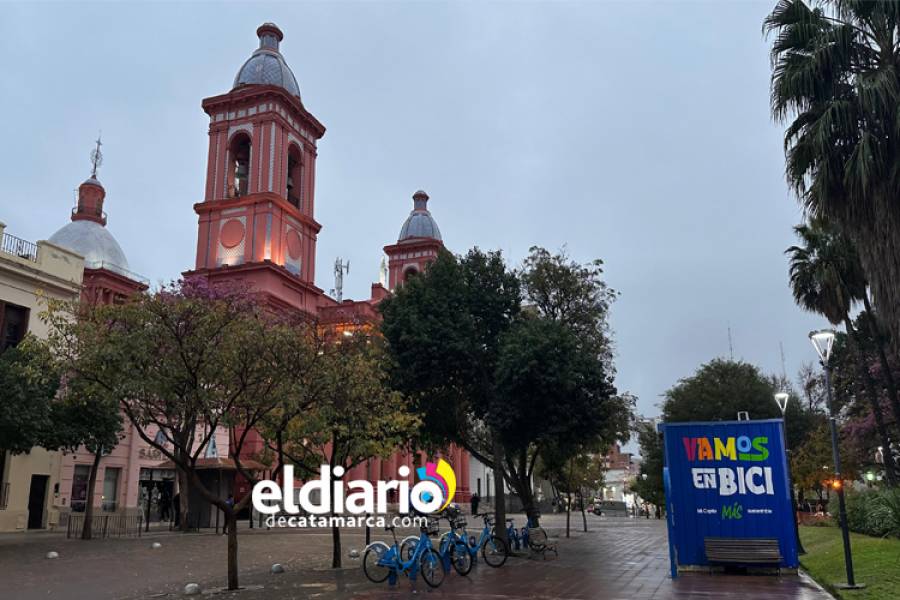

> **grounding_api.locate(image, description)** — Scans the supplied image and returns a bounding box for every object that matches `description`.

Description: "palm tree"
[766,1,900,357]
[787,221,898,484]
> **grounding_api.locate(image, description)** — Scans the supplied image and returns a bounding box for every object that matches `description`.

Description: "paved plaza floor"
[0,514,831,599]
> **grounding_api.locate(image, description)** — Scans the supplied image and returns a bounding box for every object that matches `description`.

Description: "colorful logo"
[416,459,457,511]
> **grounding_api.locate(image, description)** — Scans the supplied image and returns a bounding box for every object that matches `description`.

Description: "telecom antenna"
[334,257,350,302]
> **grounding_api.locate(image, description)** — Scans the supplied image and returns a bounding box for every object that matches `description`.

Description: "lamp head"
[809,329,837,362]
[774,392,790,414]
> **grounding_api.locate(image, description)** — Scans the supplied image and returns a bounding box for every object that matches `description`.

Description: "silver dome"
[399,212,442,241]
[233,24,301,98]
[398,191,442,241]
[48,220,131,273]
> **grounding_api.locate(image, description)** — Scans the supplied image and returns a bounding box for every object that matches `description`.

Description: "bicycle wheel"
[450,541,473,576]
[400,536,420,561]
[419,547,446,588]
[481,535,508,567]
[363,542,391,583]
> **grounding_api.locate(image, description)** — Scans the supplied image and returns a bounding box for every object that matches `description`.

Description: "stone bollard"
[271,563,285,574]
[184,583,201,596]
[348,549,360,559]
[151,542,162,549]
[46,551,59,559]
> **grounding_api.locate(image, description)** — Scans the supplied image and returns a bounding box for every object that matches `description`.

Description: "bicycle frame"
[456,516,495,558]
[378,528,436,581]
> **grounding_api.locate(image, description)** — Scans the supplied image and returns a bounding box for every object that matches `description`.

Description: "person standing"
[470,492,480,515]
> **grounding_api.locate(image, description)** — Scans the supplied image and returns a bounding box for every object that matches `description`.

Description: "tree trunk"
[81,447,103,540]
[276,429,285,484]
[863,295,900,438]
[226,510,239,590]
[332,524,342,568]
[518,450,541,526]
[177,465,190,532]
[579,488,588,532]
[492,438,508,544]
[565,489,571,538]
[509,469,539,526]
[846,318,898,486]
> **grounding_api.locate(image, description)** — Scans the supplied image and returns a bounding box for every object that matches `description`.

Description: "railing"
[0,482,9,510]
[71,204,107,223]
[1,233,38,262]
[65,513,143,539]
[83,260,151,286]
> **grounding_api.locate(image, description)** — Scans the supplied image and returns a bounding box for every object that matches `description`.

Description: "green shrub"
[828,488,900,538]
[870,489,900,537]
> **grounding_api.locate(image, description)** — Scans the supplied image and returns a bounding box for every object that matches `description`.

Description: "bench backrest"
[704,537,782,564]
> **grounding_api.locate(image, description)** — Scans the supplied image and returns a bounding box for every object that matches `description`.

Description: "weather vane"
[90,133,103,178]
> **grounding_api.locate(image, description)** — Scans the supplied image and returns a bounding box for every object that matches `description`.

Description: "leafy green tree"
[279,333,420,568]
[494,315,626,523]
[766,0,900,356]
[255,318,326,483]
[0,337,59,454]
[380,248,521,538]
[45,278,296,590]
[1,334,124,540]
[662,359,781,423]
[381,247,630,528]
[538,445,604,536]
[791,419,836,502]
[787,221,899,484]
[52,374,124,540]
[632,419,665,517]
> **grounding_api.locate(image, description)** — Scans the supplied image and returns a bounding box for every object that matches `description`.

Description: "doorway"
[27,475,49,529]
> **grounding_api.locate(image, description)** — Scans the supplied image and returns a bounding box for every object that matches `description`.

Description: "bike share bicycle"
[362,518,445,588]
[454,510,509,567]
[400,506,473,576]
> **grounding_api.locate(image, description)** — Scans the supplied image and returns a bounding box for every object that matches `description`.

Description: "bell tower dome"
[189,23,327,314]
[383,190,444,289]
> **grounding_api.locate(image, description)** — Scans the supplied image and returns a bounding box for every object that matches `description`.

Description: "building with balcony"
[0,223,83,531]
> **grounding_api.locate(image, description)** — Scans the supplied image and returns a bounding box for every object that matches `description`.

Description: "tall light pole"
[774,391,805,555]
[809,329,864,589]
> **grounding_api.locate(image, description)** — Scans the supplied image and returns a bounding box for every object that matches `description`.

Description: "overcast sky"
[1,1,826,426]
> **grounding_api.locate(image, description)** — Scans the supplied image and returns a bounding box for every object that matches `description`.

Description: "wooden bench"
[527,526,559,559]
[704,537,783,567]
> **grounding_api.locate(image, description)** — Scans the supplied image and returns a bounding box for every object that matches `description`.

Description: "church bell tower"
[189,23,326,314]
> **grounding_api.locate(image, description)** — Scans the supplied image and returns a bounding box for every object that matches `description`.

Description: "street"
[0,514,831,599]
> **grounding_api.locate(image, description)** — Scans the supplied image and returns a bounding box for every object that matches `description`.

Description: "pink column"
[459,447,471,502]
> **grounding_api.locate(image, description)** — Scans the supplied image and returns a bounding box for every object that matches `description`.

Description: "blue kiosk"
[660,419,799,577]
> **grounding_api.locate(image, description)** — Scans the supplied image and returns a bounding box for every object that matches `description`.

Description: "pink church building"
[42,22,476,527]
[184,23,472,504]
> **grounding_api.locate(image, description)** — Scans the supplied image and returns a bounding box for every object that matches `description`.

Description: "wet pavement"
[0,514,831,599]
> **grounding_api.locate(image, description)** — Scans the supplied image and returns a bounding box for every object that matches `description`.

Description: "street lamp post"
[774,391,805,555]
[809,329,864,589]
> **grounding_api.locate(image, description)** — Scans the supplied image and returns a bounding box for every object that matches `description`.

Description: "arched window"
[228,133,251,197]
[286,145,303,210]
[402,266,419,283]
